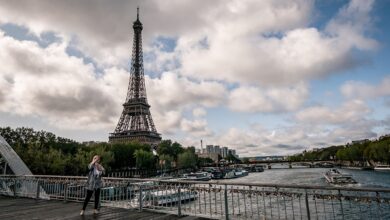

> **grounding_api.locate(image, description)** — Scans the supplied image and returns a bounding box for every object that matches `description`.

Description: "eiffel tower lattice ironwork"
[109,7,161,145]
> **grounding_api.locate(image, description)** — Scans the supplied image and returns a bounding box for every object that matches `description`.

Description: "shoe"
[80,210,84,216]
[93,209,99,215]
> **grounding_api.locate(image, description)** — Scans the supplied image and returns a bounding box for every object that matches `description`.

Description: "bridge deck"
[0,196,208,220]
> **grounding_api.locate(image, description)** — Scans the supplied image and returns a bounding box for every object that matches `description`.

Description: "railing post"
[3,162,7,175]
[13,178,17,197]
[376,191,382,220]
[139,185,143,211]
[64,183,68,203]
[338,189,344,220]
[305,189,311,220]
[35,180,40,199]
[178,186,182,217]
[224,184,229,220]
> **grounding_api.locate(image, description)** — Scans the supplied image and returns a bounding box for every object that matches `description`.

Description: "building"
[206,145,213,154]
[196,144,239,162]
[221,147,228,158]
[214,145,221,155]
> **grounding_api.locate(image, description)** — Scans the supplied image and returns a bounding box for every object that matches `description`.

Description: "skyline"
[0,0,389,157]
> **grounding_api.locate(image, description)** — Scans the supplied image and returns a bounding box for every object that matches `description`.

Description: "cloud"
[146,72,227,134]
[0,0,385,156]
[0,0,377,84]
[0,30,229,135]
[228,82,308,113]
[295,99,371,124]
[176,0,377,85]
[341,77,390,100]
[0,31,127,130]
[192,107,207,117]
[180,118,213,137]
[325,0,377,51]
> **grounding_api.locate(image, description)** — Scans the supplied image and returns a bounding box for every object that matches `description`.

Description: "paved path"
[0,196,209,220]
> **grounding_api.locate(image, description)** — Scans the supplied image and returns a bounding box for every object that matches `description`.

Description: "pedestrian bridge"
[0,195,206,220]
[1,175,389,220]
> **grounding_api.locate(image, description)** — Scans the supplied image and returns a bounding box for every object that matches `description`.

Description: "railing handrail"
[1,174,390,193]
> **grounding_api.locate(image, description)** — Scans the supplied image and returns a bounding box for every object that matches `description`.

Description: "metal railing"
[0,175,389,219]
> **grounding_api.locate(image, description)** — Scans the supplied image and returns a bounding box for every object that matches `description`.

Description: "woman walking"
[80,155,105,216]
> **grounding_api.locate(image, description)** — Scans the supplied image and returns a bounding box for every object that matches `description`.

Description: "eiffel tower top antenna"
[137,6,139,20]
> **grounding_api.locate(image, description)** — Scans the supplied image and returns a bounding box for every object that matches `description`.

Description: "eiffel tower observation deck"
[109,8,161,145]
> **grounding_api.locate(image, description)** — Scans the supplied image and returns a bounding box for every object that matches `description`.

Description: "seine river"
[221,167,390,188]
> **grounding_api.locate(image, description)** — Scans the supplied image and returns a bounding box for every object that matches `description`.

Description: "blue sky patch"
[1,23,61,47]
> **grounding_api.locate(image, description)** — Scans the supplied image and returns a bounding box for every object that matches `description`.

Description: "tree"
[177,151,197,169]
[109,142,148,169]
[197,157,214,167]
[159,154,174,170]
[157,140,173,156]
[226,153,239,163]
[134,149,155,169]
[157,139,184,162]
[242,158,250,164]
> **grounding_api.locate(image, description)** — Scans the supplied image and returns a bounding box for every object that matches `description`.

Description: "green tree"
[197,157,214,167]
[134,149,155,169]
[159,154,174,170]
[177,151,197,169]
[242,158,250,164]
[109,142,148,169]
[157,139,184,163]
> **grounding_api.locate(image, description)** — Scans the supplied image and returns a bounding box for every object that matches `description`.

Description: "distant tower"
[109,7,161,145]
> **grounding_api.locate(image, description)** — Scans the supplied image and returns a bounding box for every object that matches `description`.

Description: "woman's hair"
[93,155,101,161]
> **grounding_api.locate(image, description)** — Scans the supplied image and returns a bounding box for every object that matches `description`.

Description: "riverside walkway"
[0,196,207,220]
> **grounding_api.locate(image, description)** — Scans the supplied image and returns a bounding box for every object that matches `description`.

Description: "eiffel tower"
[109,7,161,145]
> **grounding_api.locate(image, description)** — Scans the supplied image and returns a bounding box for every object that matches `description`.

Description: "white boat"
[374,165,390,171]
[324,169,357,185]
[234,169,249,177]
[130,189,197,207]
[223,169,248,179]
[181,172,211,181]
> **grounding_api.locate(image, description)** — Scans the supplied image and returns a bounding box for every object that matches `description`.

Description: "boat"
[245,165,264,172]
[223,168,249,179]
[223,169,236,179]
[234,169,249,177]
[374,165,390,171]
[130,189,197,207]
[324,169,357,184]
[210,170,224,179]
[181,172,211,181]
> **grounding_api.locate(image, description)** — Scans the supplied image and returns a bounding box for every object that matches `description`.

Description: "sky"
[0,0,389,157]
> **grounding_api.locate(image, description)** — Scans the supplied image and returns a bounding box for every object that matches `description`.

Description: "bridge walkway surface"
[0,196,209,220]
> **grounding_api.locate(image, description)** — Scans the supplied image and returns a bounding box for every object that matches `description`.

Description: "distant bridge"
[239,160,337,169]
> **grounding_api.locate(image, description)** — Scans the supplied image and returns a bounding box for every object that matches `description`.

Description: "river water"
[185,167,390,219]
[220,167,390,188]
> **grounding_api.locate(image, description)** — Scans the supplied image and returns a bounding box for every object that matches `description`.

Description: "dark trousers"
[82,188,101,210]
